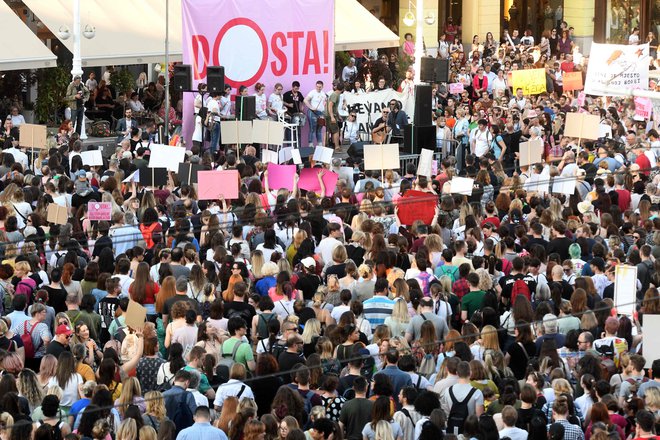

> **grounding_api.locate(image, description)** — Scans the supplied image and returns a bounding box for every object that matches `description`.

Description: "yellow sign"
[511,68,547,95]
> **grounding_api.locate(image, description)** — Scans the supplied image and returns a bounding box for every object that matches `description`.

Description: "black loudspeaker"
[420,57,436,83]
[235,96,256,121]
[404,125,436,155]
[173,64,192,92]
[414,84,433,126]
[207,66,225,93]
[436,59,449,83]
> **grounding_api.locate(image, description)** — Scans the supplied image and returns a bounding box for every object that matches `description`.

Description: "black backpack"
[170,391,194,435]
[447,386,478,434]
[257,313,277,339]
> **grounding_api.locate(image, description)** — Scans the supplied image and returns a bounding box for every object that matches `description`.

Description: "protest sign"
[343,89,414,135]
[46,204,67,225]
[177,163,204,185]
[266,163,296,191]
[252,119,285,145]
[81,150,103,166]
[562,71,584,91]
[564,113,600,140]
[518,139,544,167]
[614,264,637,316]
[511,68,546,95]
[261,148,278,164]
[417,149,434,177]
[449,83,464,94]
[197,170,239,200]
[291,148,302,165]
[599,124,613,139]
[148,144,186,171]
[313,146,334,164]
[139,167,168,187]
[643,315,660,368]
[125,300,147,331]
[397,190,437,225]
[298,168,338,193]
[584,43,650,95]
[551,175,577,195]
[363,144,400,171]
[635,96,652,119]
[450,177,474,196]
[123,170,140,183]
[87,202,112,221]
[19,124,47,149]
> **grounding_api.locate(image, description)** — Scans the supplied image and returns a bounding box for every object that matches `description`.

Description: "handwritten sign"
[635,97,652,120]
[511,68,546,95]
[87,202,112,221]
[197,170,239,200]
[562,72,584,92]
[449,83,464,94]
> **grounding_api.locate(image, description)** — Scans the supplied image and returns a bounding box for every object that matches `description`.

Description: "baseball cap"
[301,257,316,268]
[76,170,87,179]
[56,324,73,336]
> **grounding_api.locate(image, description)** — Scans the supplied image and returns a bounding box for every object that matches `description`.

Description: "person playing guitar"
[371,108,391,144]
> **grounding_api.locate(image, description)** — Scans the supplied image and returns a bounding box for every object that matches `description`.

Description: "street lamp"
[66,0,94,139]
[402,0,436,84]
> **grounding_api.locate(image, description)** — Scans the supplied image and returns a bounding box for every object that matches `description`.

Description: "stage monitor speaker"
[414,84,433,126]
[173,64,192,92]
[420,57,436,83]
[207,66,225,93]
[436,59,450,83]
[404,125,435,155]
[235,96,256,121]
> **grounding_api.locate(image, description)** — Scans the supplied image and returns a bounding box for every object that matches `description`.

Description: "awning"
[0,1,56,70]
[24,0,183,67]
[334,0,400,51]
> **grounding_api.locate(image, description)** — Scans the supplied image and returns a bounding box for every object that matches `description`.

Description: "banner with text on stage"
[181,0,335,147]
[343,89,414,136]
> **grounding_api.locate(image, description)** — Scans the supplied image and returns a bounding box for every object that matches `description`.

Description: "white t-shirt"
[306,90,327,112]
[268,93,284,114]
[48,374,83,406]
[207,98,221,121]
[254,93,267,118]
[471,127,491,157]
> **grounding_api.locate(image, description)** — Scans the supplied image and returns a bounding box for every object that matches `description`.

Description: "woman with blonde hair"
[138,426,157,440]
[116,418,137,440]
[475,268,493,292]
[115,377,145,419]
[424,234,444,269]
[277,416,300,440]
[339,260,358,293]
[383,299,410,338]
[17,369,44,412]
[373,419,394,440]
[391,278,409,302]
[0,413,13,440]
[472,325,500,361]
[286,230,308,266]
[38,355,57,391]
[301,318,321,358]
[311,291,333,327]
[354,263,376,302]
[142,391,167,431]
[251,250,266,282]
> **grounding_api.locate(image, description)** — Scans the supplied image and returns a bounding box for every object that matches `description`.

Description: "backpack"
[157,363,176,392]
[170,390,194,435]
[257,313,277,339]
[300,390,316,414]
[113,318,127,343]
[625,377,650,398]
[418,354,437,379]
[216,340,244,384]
[447,386,478,434]
[21,320,40,359]
[594,340,617,380]
[510,278,531,305]
[16,280,35,305]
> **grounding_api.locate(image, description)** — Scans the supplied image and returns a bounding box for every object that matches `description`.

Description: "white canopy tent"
[0,1,56,70]
[24,0,397,69]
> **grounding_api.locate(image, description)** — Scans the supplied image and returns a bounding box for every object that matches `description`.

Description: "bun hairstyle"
[255,82,265,91]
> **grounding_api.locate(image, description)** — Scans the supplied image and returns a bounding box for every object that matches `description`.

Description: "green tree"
[111,68,135,96]
[34,66,71,125]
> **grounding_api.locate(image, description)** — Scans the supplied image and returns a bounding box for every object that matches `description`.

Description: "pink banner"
[449,83,464,94]
[265,163,296,191]
[181,0,335,147]
[88,202,112,221]
[298,168,338,193]
[635,96,652,120]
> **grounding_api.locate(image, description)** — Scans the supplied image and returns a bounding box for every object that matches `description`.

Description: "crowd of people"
[0,12,658,440]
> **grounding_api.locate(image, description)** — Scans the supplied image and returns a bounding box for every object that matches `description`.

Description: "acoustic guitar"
[372,125,390,144]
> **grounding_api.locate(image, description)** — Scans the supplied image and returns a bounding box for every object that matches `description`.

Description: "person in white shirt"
[8,107,25,127]
[315,223,343,265]
[85,72,98,95]
[254,82,268,120]
[213,364,254,411]
[498,405,528,440]
[508,88,527,111]
[268,83,285,119]
[341,58,358,82]
[304,81,327,147]
[128,92,145,113]
[437,34,450,59]
[470,119,492,158]
[5,144,29,170]
[342,111,360,145]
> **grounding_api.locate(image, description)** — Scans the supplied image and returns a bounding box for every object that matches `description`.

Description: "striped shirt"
[363,296,395,330]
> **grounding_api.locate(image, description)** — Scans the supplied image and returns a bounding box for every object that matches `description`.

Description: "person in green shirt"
[221,317,256,372]
[461,272,486,322]
[185,346,215,400]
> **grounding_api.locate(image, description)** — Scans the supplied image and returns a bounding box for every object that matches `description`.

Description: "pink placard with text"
[197,170,239,200]
[265,163,296,191]
[87,202,112,221]
[298,168,338,193]
[449,83,464,94]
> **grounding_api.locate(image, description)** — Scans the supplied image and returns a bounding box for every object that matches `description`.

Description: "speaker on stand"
[173,64,192,92]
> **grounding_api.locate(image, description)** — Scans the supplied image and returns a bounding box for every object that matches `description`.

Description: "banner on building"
[511,69,546,95]
[584,43,650,95]
[181,0,335,146]
[343,89,414,135]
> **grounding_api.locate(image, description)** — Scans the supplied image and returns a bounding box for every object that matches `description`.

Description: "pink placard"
[635,96,652,119]
[265,163,296,191]
[431,160,438,176]
[87,202,112,221]
[181,0,335,147]
[298,168,338,193]
[197,170,239,200]
[449,83,464,94]
[577,91,586,107]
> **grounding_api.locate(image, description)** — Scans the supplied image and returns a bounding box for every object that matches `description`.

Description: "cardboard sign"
[197,170,239,200]
[562,71,584,91]
[87,202,112,221]
[449,83,464,94]
[417,149,434,177]
[18,124,47,149]
[643,315,660,368]
[261,148,278,164]
[511,68,547,95]
[518,139,544,167]
[298,168,338,193]
[46,203,68,225]
[81,150,103,166]
[397,190,437,225]
[177,163,204,185]
[614,264,637,317]
[148,144,186,172]
[125,300,147,331]
[266,163,296,191]
[221,120,253,144]
[450,177,474,195]
[252,119,285,145]
[313,146,334,164]
[564,112,600,140]
[139,167,168,187]
[364,144,400,171]
[551,175,577,195]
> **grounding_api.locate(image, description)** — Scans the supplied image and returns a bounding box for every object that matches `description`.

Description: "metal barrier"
[398,139,458,171]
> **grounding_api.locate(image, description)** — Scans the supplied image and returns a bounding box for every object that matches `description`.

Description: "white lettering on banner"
[343,89,415,134]
[584,43,650,95]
